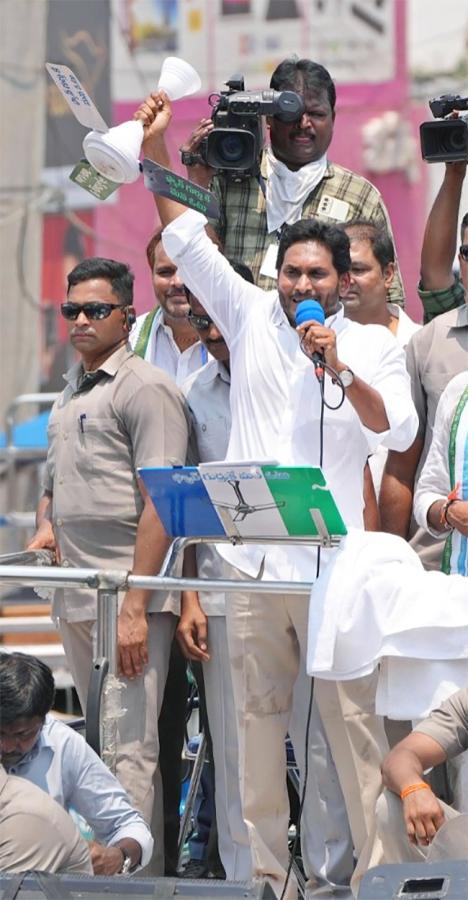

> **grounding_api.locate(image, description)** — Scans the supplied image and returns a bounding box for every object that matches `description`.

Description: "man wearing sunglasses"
[27,256,190,873]
[380,163,468,572]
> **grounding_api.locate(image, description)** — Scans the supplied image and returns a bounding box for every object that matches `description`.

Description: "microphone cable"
[279,372,326,900]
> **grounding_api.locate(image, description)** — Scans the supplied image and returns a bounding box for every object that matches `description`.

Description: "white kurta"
[414,371,468,543]
[130,309,208,385]
[163,210,418,581]
[306,529,468,718]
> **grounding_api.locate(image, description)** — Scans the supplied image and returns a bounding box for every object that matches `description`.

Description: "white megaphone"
[46,58,202,185]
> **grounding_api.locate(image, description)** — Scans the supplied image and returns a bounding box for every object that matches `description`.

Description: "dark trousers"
[158,638,190,875]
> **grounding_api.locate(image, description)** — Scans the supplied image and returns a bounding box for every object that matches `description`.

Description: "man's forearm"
[379,441,423,536]
[382,747,425,795]
[342,374,389,433]
[379,475,414,537]
[125,493,170,611]
[420,162,466,290]
[136,93,190,228]
[35,492,53,528]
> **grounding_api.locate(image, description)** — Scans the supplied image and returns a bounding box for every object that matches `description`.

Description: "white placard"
[45,63,109,133]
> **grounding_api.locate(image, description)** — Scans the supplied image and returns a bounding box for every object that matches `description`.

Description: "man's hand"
[402,789,446,847]
[26,520,57,553]
[446,499,468,537]
[88,841,125,875]
[177,591,210,662]
[180,118,216,188]
[296,321,339,370]
[134,90,172,161]
[118,591,149,679]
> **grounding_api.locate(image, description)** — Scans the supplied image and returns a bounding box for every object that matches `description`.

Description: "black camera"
[420,93,468,163]
[184,75,304,181]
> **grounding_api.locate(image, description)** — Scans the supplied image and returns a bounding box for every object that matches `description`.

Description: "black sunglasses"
[187,310,213,330]
[61,302,124,321]
[459,244,468,262]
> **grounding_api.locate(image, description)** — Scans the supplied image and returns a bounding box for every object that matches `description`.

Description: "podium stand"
[140,463,346,881]
[139,462,347,575]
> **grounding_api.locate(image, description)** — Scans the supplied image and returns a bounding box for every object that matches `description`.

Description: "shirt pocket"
[75,416,131,481]
[195,414,230,462]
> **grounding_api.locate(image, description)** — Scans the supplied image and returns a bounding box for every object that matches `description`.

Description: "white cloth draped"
[307,529,468,719]
[265,148,327,234]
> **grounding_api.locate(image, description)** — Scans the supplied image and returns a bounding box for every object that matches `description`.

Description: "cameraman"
[182,57,405,305]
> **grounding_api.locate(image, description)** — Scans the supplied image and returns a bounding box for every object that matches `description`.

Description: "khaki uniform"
[43,344,189,872]
[0,764,92,874]
[353,688,468,894]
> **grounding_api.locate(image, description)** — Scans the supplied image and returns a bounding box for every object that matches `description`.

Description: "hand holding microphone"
[295,299,339,379]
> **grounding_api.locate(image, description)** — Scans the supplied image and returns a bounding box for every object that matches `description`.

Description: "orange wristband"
[400,782,431,800]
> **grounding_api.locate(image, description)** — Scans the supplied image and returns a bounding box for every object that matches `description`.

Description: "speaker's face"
[278,239,347,324]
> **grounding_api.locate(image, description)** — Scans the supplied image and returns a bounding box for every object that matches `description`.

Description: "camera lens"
[447,129,466,151]
[218,133,245,162]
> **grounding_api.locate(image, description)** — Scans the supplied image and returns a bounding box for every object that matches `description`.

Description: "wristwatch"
[180,149,200,167]
[118,847,132,875]
[338,367,354,388]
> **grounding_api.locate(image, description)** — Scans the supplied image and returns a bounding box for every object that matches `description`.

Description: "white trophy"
[46,58,202,185]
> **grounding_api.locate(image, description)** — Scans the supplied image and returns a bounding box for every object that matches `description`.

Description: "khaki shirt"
[405,304,468,569]
[0,764,92,874]
[414,688,468,759]
[43,345,189,621]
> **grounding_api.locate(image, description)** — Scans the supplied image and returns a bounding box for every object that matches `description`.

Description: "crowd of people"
[0,57,467,899]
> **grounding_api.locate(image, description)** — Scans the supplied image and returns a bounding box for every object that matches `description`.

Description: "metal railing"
[0,542,315,765]
[0,544,316,893]
[1,393,58,533]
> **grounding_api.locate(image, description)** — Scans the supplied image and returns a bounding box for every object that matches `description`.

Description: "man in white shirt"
[179,284,252,882]
[0,652,153,875]
[413,371,468,575]
[130,229,211,874]
[179,287,354,890]
[341,220,420,347]
[130,227,208,384]
[413,371,468,808]
[136,90,418,900]
[341,220,421,499]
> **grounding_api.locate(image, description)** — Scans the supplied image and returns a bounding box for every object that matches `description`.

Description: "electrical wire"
[279,381,327,900]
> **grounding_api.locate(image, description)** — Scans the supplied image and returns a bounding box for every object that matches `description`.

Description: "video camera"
[420,93,468,163]
[183,75,304,181]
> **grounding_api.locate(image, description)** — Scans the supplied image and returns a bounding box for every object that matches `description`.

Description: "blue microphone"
[294,299,325,328]
[294,299,326,375]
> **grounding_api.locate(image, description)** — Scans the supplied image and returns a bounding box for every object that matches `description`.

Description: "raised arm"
[420,162,466,291]
[135,91,188,228]
[135,91,262,344]
[419,162,467,322]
